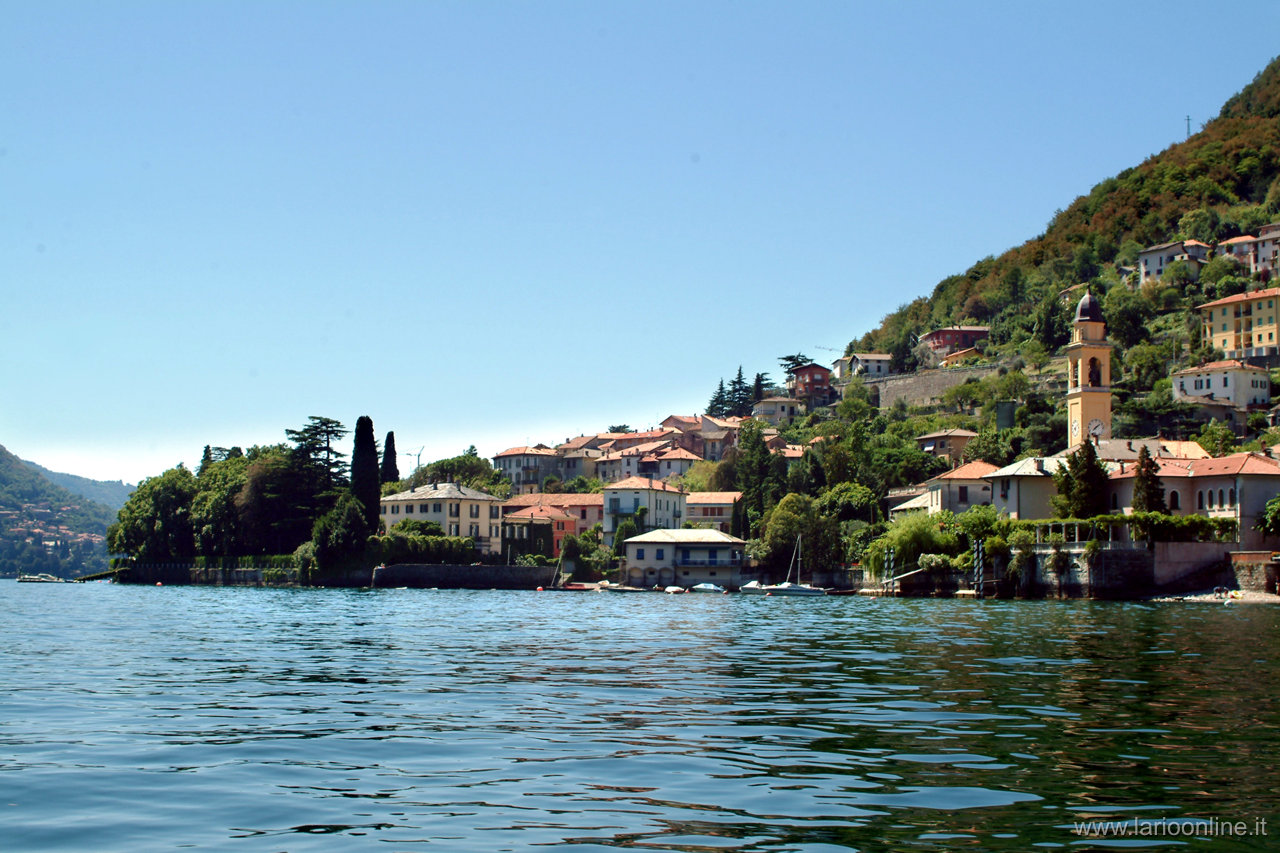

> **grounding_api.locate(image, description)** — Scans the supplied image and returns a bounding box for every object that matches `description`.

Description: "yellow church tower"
[1065,291,1112,445]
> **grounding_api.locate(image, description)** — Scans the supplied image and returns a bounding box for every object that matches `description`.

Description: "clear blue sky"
[3,2,1278,485]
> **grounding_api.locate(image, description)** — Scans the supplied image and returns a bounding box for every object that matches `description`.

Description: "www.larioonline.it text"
[1073,817,1268,839]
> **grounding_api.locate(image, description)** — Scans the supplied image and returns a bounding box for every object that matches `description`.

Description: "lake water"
[2,583,1278,852]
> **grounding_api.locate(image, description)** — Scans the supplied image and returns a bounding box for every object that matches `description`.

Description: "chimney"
[1127,441,1133,451]
[1034,458,1045,474]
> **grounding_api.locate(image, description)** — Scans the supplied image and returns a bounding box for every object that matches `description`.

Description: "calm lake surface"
[2,583,1278,852]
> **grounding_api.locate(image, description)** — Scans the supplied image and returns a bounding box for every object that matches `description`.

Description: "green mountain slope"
[0,444,114,578]
[853,55,1280,356]
[20,458,134,511]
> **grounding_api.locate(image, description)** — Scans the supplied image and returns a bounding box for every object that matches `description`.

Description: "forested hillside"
[853,55,1280,362]
[0,444,114,578]
[20,458,134,511]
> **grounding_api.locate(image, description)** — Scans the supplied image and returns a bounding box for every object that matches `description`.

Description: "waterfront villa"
[380,482,504,555]
[685,491,741,533]
[620,528,747,588]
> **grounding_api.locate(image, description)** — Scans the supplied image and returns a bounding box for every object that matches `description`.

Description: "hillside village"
[73,56,1280,592]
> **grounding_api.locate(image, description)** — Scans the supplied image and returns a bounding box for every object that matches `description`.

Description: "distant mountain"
[0,444,115,578]
[20,458,134,511]
[853,54,1280,355]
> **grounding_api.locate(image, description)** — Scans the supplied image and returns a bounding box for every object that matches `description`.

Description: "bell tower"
[1065,291,1112,445]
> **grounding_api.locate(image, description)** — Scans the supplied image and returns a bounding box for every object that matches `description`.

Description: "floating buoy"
[155,582,162,586]
[536,586,544,591]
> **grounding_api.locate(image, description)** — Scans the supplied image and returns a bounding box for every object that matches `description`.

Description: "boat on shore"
[17,573,66,583]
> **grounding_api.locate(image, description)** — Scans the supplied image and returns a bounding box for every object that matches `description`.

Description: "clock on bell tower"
[1065,291,1112,445]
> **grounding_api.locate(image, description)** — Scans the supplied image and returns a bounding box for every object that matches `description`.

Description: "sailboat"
[758,535,827,596]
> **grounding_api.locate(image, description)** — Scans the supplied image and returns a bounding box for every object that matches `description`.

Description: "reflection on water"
[1,584,1277,851]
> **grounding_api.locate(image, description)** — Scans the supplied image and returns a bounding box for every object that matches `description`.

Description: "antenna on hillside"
[1186,115,1191,139]
[401,446,424,470]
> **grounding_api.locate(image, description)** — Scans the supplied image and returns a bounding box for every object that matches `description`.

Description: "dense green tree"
[1131,445,1167,513]
[391,518,445,537]
[779,353,811,374]
[380,431,400,484]
[761,493,842,576]
[814,481,876,523]
[191,455,249,556]
[612,518,638,559]
[312,492,370,571]
[351,416,381,533]
[1258,494,1280,538]
[607,425,634,434]
[1178,207,1220,243]
[1051,440,1111,519]
[1123,343,1168,392]
[1103,285,1155,349]
[285,416,349,493]
[1196,419,1237,457]
[108,466,198,562]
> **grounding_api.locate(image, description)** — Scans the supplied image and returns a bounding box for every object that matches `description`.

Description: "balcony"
[676,558,742,567]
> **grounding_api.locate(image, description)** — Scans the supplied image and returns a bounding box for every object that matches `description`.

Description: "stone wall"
[1229,551,1280,593]
[865,366,1000,409]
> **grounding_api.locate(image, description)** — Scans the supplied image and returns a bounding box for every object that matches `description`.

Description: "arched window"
[1207,490,1215,509]
[1111,493,1119,509]
[1229,487,1235,507]
[1219,489,1226,508]
[1197,490,1204,509]
[1170,491,1181,511]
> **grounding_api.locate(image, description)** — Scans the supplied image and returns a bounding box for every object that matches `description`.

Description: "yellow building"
[1197,286,1280,358]
[1065,291,1112,446]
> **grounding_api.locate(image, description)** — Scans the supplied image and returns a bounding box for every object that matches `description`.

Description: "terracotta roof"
[503,493,603,509]
[686,491,742,505]
[1196,287,1280,310]
[657,448,701,461]
[506,506,575,521]
[557,435,598,451]
[494,445,556,457]
[937,460,999,480]
[917,428,979,440]
[1188,452,1280,477]
[1172,360,1267,375]
[605,476,685,493]
[1219,235,1258,245]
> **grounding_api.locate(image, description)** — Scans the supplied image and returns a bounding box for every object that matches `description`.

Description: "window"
[469,524,479,537]
[405,504,414,514]
[709,548,718,564]
[391,505,400,514]
[1169,491,1180,510]
[1229,488,1236,507]
[656,548,664,560]
[580,509,587,519]
[449,503,460,517]
[448,523,459,535]
[1208,491,1215,509]
[490,525,499,538]
[636,548,645,560]
[420,504,430,513]
[1219,489,1226,508]
[433,503,442,513]
[470,504,480,518]
[380,506,387,515]
[490,506,500,518]
[1111,494,1118,509]
[556,522,564,531]
[958,485,969,502]
[1198,490,1204,509]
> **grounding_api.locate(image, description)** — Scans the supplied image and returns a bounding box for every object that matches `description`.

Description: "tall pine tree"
[707,379,728,417]
[728,366,751,416]
[380,431,400,483]
[350,416,381,533]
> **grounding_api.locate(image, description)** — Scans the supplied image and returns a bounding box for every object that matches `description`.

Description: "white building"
[1171,360,1271,409]
[1137,239,1210,283]
[492,445,557,494]
[602,476,687,546]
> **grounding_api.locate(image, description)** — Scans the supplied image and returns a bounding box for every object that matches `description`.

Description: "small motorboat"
[688,582,727,594]
[663,585,686,594]
[17,573,66,583]
[738,580,768,595]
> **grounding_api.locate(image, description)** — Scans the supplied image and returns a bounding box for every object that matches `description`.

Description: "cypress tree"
[728,366,751,416]
[1131,445,1167,513]
[351,416,381,533]
[380,431,400,483]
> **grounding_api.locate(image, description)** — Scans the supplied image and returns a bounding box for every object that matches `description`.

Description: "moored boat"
[17,573,66,583]
[688,582,727,594]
